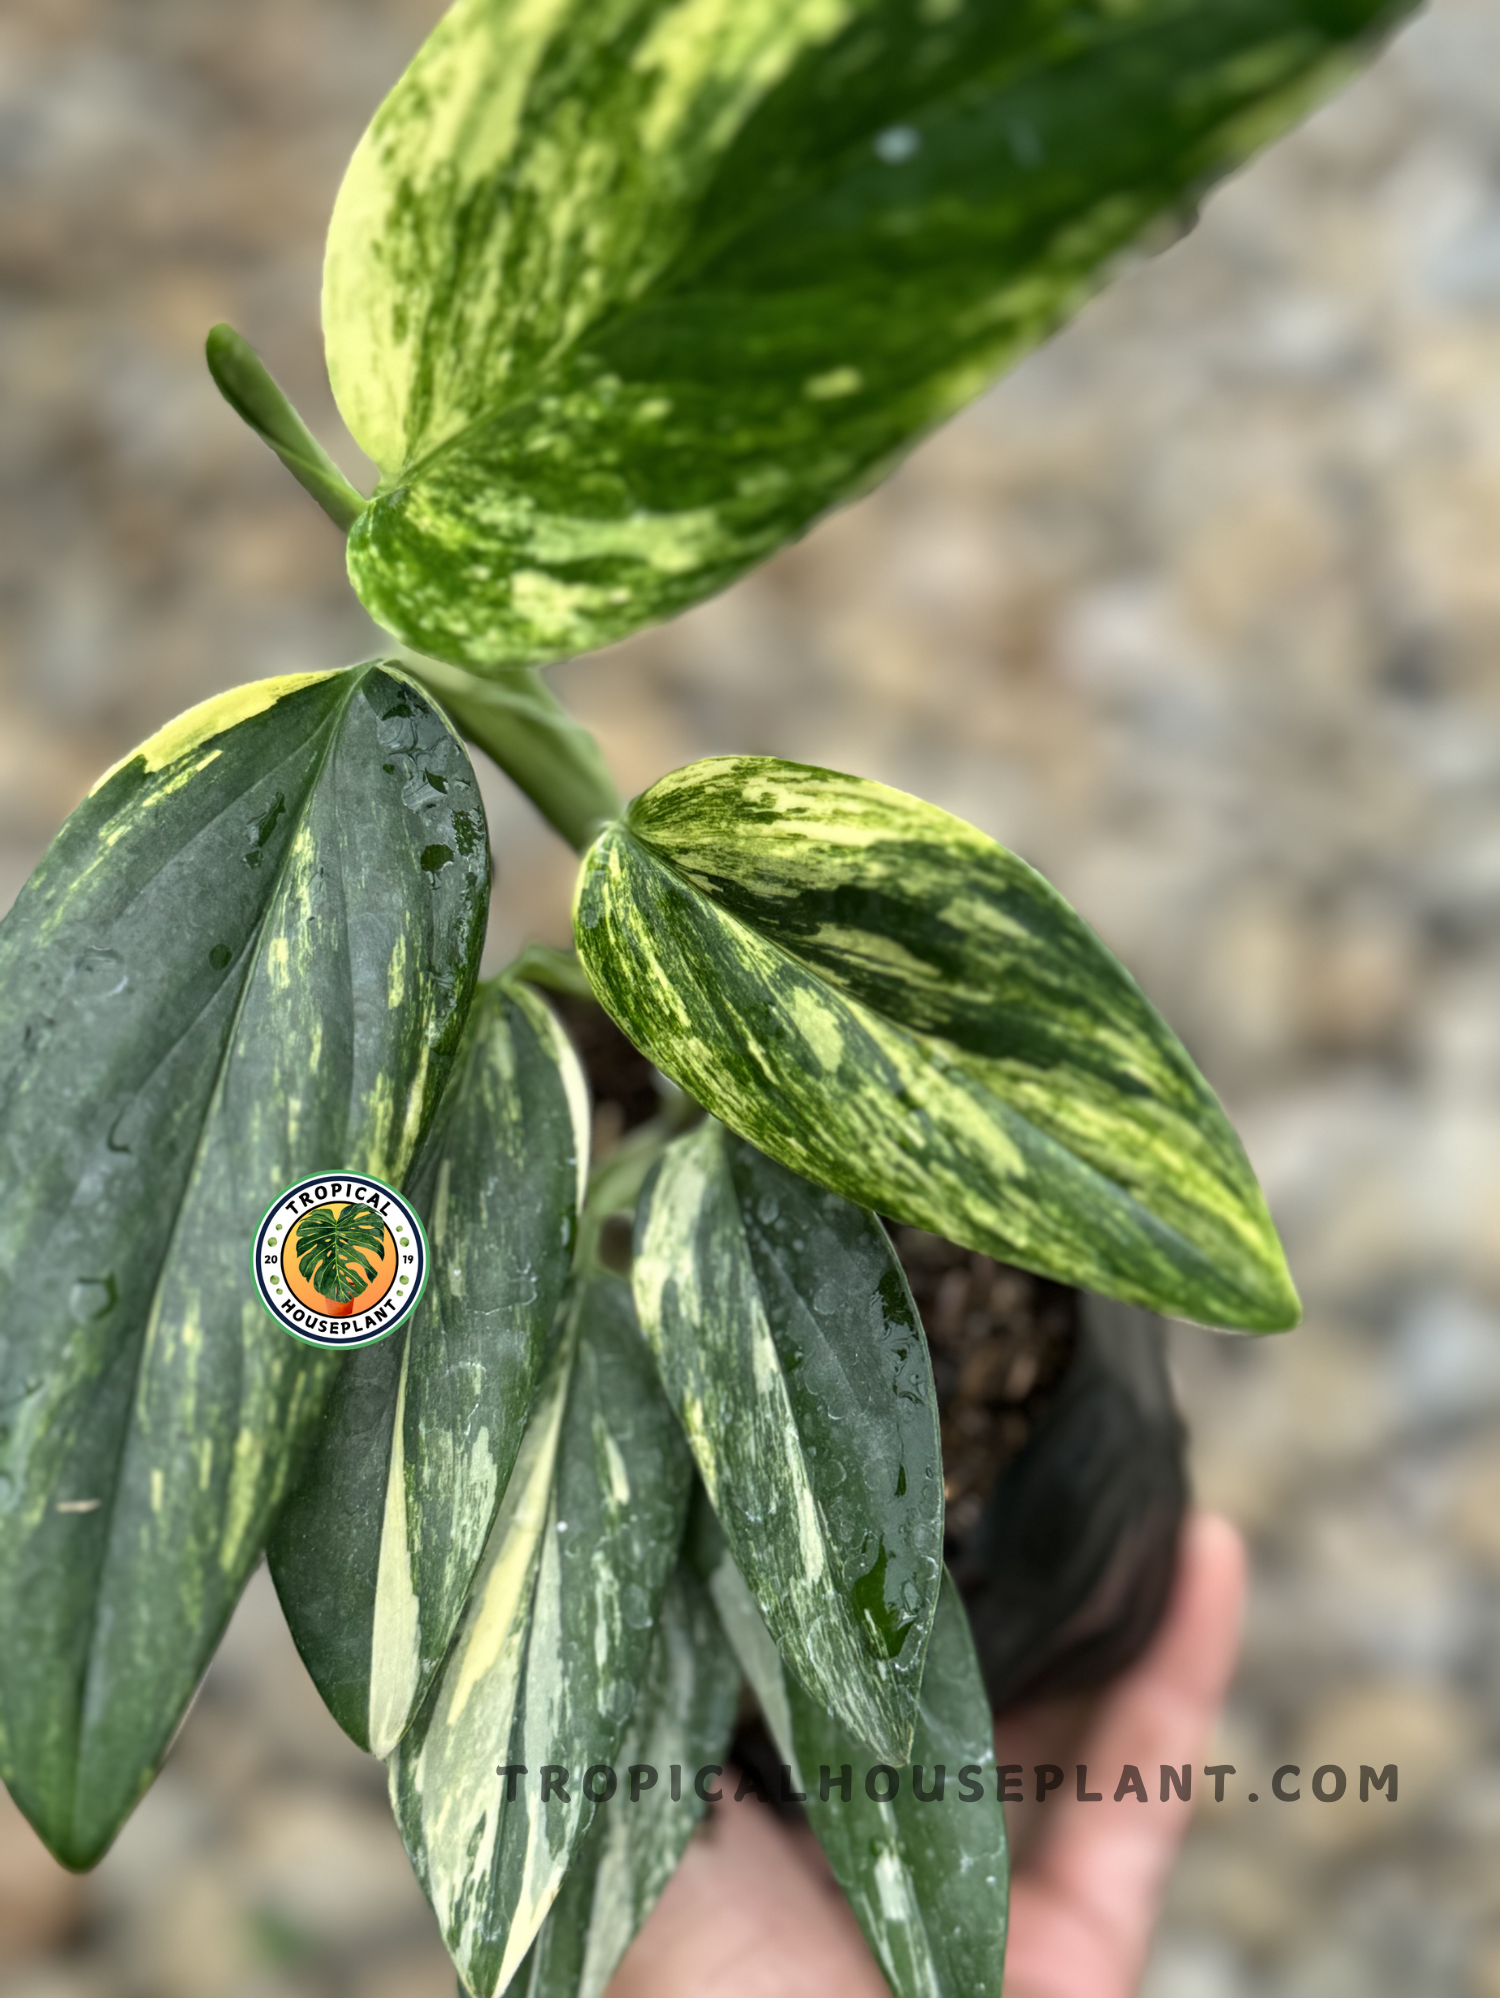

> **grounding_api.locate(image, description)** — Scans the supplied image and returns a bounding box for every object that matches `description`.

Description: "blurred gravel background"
[2,0,1500,1992]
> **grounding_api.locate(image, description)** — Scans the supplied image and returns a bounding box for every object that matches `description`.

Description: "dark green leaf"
[577,755,1298,1332]
[390,1274,692,1997]
[633,1120,942,1761]
[0,666,487,1867]
[505,1557,740,1997]
[327,0,1412,670]
[268,977,588,1754]
[787,1573,1009,1997]
[712,1552,1009,1999]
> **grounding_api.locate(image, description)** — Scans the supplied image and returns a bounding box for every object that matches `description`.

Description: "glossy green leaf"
[505,1557,741,1998]
[788,1573,1009,1998]
[0,666,488,1866]
[633,1119,942,1761]
[577,756,1298,1332]
[268,977,588,1755]
[390,1274,692,1997]
[327,0,1412,671]
[713,1549,1009,2000]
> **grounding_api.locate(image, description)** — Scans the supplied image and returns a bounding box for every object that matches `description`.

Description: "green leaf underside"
[0,666,488,1867]
[268,978,588,1755]
[714,1553,1008,1999]
[504,1558,740,1998]
[577,756,1298,1331]
[390,1275,692,1998]
[633,1120,942,1760]
[295,1203,388,1304]
[328,0,1413,670]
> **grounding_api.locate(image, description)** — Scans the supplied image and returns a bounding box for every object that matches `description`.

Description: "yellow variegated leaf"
[505,1557,741,1997]
[576,755,1298,1331]
[269,978,589,1755]
[633,1120,943,1761]
[0,666,488,1866]
[327,0,1413,669]
[390,1275,691,1996]
[710,1544,1010,1999]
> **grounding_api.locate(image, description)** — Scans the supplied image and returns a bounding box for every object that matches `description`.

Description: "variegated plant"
[0,0,1411,1993]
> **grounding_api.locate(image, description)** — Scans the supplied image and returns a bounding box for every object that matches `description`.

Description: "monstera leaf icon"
[294,1203,387,1309]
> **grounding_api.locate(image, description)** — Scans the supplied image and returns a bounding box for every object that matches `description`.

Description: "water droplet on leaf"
[69,1275,117,1323]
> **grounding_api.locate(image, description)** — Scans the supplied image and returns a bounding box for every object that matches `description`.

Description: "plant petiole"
[205,323,368,533]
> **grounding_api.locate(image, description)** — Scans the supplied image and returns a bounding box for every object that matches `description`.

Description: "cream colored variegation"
[368,1342,423,1758]
[388,1276,691,1997]
[324,0,1411,668]
[87,672,339,795]
[511,1557,741,1996]
[634,1120,943,1759]
[579,755,1300,1331]
[0,666,488,1868]
[326,0,856,479]
[710,1554,1006,1996]
[268,977,586,1759]
[392,1346,568,1984]
[526,984,592,1217]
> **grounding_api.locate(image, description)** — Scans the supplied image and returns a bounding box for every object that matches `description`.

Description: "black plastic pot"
[948,1294,1188,1714]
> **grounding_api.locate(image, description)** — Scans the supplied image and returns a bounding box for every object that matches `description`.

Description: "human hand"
[607,1512,1247,1998]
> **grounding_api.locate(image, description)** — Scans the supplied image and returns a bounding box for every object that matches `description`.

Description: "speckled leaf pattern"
[633,1120,942,1759]
[786,1572,1010,1998]
[577,756,1299,1332]
[714,1550,1009,1999]
[0,666,488,1867]
[390,1275,692,1998]
[268,978,589,1756]
[327,0,1412,670]
[504,1559,741,1998]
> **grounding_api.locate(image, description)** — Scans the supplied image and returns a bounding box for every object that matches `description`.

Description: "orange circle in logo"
[282,1202,400,1318]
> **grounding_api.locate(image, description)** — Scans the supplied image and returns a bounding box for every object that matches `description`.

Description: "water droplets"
[378,712,419,754]
[70,947,128,998]
[244,791,287,869]
[69,1274,117,1324]
[874,124,921,164]
[403,774,449,813]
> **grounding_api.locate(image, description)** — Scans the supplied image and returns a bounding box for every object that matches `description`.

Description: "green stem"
[206,324,368,534]
[576,1092,702,1272]
[402,656,623,853]
[203,323,621,852]
[500,943,596,1000]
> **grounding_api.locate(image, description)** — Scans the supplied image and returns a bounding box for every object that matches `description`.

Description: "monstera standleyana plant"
[0,1,1410,1993]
